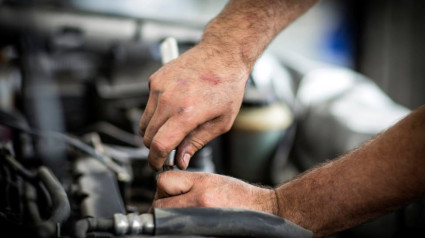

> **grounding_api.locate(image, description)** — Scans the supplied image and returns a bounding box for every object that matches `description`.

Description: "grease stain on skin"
[153,89,164,96]
[201,73,221,86]
[177,106,185,114]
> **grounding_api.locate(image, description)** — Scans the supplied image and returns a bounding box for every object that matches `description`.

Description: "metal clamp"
[113,213,154,235]
[114,213,129,235]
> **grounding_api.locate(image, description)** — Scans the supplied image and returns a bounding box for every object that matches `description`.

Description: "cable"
[0,110,130,180]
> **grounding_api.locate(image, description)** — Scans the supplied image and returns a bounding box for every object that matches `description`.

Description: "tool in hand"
[159,37,179,171]
[163,149,176,171]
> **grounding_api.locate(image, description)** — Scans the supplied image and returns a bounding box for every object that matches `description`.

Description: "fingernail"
[183,153,190,167]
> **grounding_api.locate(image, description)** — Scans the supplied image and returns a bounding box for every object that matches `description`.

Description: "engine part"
[0,109,132,182]
[23,167,70,238]
[229,86,293,184]
[73,156,126,218]
[113,213,154,235]
[76,208,312,238]
[154,208,312,238]
[74,217,114,238]
[36,167,70,225]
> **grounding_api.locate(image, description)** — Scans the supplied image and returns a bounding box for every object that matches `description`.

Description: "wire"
[0,110,130,180]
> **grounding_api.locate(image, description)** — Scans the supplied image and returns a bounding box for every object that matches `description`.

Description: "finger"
[176,117,230,169]
[139,89,162,137]
[156,171,195,199]
[148,115,200,170]
[143,103,173,148]
[153,194,196,209]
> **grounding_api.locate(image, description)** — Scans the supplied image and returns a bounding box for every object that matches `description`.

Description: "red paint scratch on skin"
[201,73,221,86]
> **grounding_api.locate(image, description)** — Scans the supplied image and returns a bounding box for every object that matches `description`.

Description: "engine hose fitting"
[113,213,154,235]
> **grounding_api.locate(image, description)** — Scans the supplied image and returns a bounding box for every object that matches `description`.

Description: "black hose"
[37,167,70,224]
[2,152,37,181]
[0,110,127,176]
[24,182,56,238]
[73,217,114,238]
[23,167,71,238]
[154,207,313,238]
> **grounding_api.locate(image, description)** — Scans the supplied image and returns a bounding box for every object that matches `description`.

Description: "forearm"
[275,106,425,237]
[200,0,318,71]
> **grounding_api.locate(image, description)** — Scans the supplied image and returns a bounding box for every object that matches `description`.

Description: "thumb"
[176,117,231,169]
[156,171,196,199]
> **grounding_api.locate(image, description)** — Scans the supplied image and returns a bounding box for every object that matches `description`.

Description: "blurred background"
[0,0,424,237]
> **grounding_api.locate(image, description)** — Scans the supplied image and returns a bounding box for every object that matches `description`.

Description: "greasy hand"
[139,43,249,170]
[152,171,278,215]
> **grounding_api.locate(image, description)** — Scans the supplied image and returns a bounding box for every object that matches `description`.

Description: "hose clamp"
[114,213,129,235]
[127,213,142,234]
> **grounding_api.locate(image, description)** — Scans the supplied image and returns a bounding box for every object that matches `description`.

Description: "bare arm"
[139,0,318,170]
[153,105,425,237]
[200,0,319,70]
[277,105,425,236]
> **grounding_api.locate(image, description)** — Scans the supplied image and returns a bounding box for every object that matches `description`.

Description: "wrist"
[193,40,251,84]
[198,29,256,73]
[271,188,280,216]
[251,187,280,216]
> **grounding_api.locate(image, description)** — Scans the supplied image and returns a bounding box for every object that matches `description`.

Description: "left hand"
[152,171,278,215]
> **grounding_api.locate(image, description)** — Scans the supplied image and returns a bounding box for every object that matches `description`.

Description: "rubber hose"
[24,182,56,238]
[154,207,313,238]
[1,151,37,181]
[37,167,70,224]
[73,217,114,238]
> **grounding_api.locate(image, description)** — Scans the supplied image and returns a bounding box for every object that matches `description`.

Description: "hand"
[152,171,278,215]
[139,42,249,170]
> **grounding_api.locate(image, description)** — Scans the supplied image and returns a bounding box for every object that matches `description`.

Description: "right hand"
[139,42,250,170]
[152,171,278,215]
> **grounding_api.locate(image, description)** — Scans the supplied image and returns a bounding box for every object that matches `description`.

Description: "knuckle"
[151,139,171,158]
[198,192,212,207]
[177,106,188,116]
[191,137,205,151]
[148,160,161,171]
[143,135,152,148]
[138,125,146,136]
[178,103,194,114]
[220,121,233,134]
[156,173,167,186]
[158,95,170,106]
[184,117,198,129]
[148,76,156,86]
